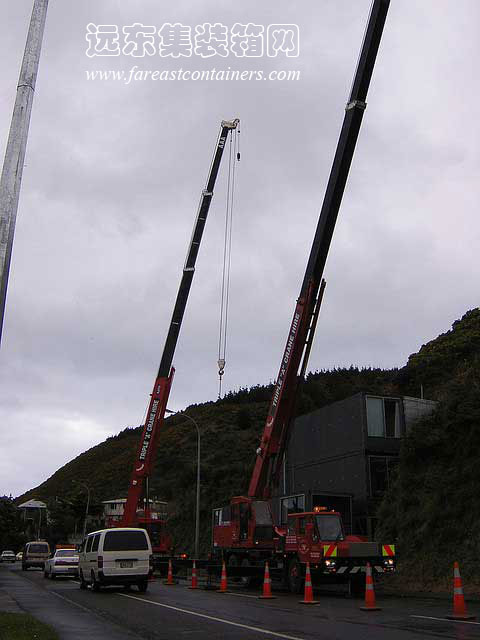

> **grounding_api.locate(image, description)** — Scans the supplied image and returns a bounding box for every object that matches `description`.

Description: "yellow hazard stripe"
[382,544,395,557]
[323,544,337,557]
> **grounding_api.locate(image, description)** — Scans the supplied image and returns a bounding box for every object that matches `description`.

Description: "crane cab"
[285,507,345,567]
[212,496,278,557]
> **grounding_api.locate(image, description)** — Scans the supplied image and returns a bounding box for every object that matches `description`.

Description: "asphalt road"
[1,563,480,640]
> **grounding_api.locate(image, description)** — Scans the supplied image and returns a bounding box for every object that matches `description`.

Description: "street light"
[166,409,201,559]
[73,481,91,539]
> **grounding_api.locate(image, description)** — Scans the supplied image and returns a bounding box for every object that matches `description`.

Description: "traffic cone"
[164,559,175,585]
[299,562,319,604]
[188,560,198,590]
[446,562,476,620]
[360,563,381,611]
[259,562,276,599]
[219,560,228,593]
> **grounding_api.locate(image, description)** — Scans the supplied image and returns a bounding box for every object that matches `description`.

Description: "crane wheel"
[227,554,240,584]
[79,570,87,590]
[240,557,259,588]
[287,558,303,594]
[91,571,100,592]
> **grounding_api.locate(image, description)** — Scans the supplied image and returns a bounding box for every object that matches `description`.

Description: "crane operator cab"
[287,507,345,541]
[285,507,346,568]
[212,497,277,552]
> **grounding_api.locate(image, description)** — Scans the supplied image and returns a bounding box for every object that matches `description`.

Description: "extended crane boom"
[249,0,389,500]
[121,119,239,537]
[212,3,391,587]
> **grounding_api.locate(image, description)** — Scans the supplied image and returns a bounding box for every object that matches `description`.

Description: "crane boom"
[248,0,390,499]
[121,119,240,528]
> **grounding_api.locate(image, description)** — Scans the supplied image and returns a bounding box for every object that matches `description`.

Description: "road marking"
[50,590,98,615]
[411,615,480,626]
[221,591,260,599]
[118,592,306,640]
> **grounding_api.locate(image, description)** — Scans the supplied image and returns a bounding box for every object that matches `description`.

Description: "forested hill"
[16,308,480,558]
[377,307,480,585]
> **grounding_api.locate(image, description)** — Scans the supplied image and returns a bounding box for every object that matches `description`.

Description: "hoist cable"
[217,127,239,398]
[222,129,237,363]
[217,133,233,397]
[218,133,233,362]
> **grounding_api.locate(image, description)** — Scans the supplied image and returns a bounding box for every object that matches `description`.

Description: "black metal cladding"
[300,0,390,296]
[158,125,232,378]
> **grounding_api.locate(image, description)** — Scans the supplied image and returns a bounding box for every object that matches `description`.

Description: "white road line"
[221,591,261,599]
[50,590,98,614]
[118,592,306,640]
[411,615,480,626]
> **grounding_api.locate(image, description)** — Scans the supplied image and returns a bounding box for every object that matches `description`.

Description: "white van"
[22,541,50,570]
[78,528,152,592]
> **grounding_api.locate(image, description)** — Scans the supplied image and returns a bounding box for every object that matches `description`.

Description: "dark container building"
[273,393,437,538]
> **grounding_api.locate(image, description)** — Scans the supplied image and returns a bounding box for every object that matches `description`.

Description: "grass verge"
[0,612,59,639]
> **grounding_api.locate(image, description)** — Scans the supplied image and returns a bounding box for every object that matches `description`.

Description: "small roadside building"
[17,499,48,537]
[102,498,167,528]
[17,498,48,520]
[273,393,437,538]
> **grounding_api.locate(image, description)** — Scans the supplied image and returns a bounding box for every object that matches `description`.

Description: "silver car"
[44,548,79,579]
[0,550,16,563]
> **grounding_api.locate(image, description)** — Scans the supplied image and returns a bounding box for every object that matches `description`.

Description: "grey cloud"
[1,0,479,496]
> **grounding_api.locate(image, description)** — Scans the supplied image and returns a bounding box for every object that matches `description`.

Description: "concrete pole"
[0,0,49,345]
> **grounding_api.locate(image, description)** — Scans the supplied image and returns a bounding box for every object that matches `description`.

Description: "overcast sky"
[1,1,479,498]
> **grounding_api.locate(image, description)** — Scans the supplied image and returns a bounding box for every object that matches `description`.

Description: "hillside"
[17,368,399,552]
[17,308,480,563]
[377,308,480,588]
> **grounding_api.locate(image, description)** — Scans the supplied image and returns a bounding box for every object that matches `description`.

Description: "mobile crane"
[120,119,240,553]
[212,1,394,592]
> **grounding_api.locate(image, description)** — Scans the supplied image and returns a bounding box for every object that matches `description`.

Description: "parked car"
[22,541,50,570]
[78,528,152,592]
[0,550,16,563]
[44,548,79,579]
[15,552,23,561]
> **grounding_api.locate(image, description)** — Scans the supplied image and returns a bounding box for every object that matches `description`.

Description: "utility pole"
[0,0,49,345]
[166,410,201,558]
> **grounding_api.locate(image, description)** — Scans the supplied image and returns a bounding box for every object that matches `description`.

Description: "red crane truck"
[212,0,395,593]
[119,119,240,553]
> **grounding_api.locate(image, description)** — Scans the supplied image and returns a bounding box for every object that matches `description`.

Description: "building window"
[369,456,398,497]
[280,494,305,525]
[298,517,305,535]
[366,397,402,437]
[213,505,231,526]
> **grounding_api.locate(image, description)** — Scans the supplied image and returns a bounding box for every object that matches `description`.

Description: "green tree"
[0,496,26,551]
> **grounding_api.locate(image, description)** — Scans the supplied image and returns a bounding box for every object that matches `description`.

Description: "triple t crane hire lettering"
[139,399,159,461]
[272,311,300,411]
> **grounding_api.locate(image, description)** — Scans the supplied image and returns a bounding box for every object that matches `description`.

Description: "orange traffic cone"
[446,562,476,620]
[219,560,228,593]
[360,563,381,611]
[188,560,198,590]
[164,559,175,585]
[259,562,276,599]
[299,562,319,604]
